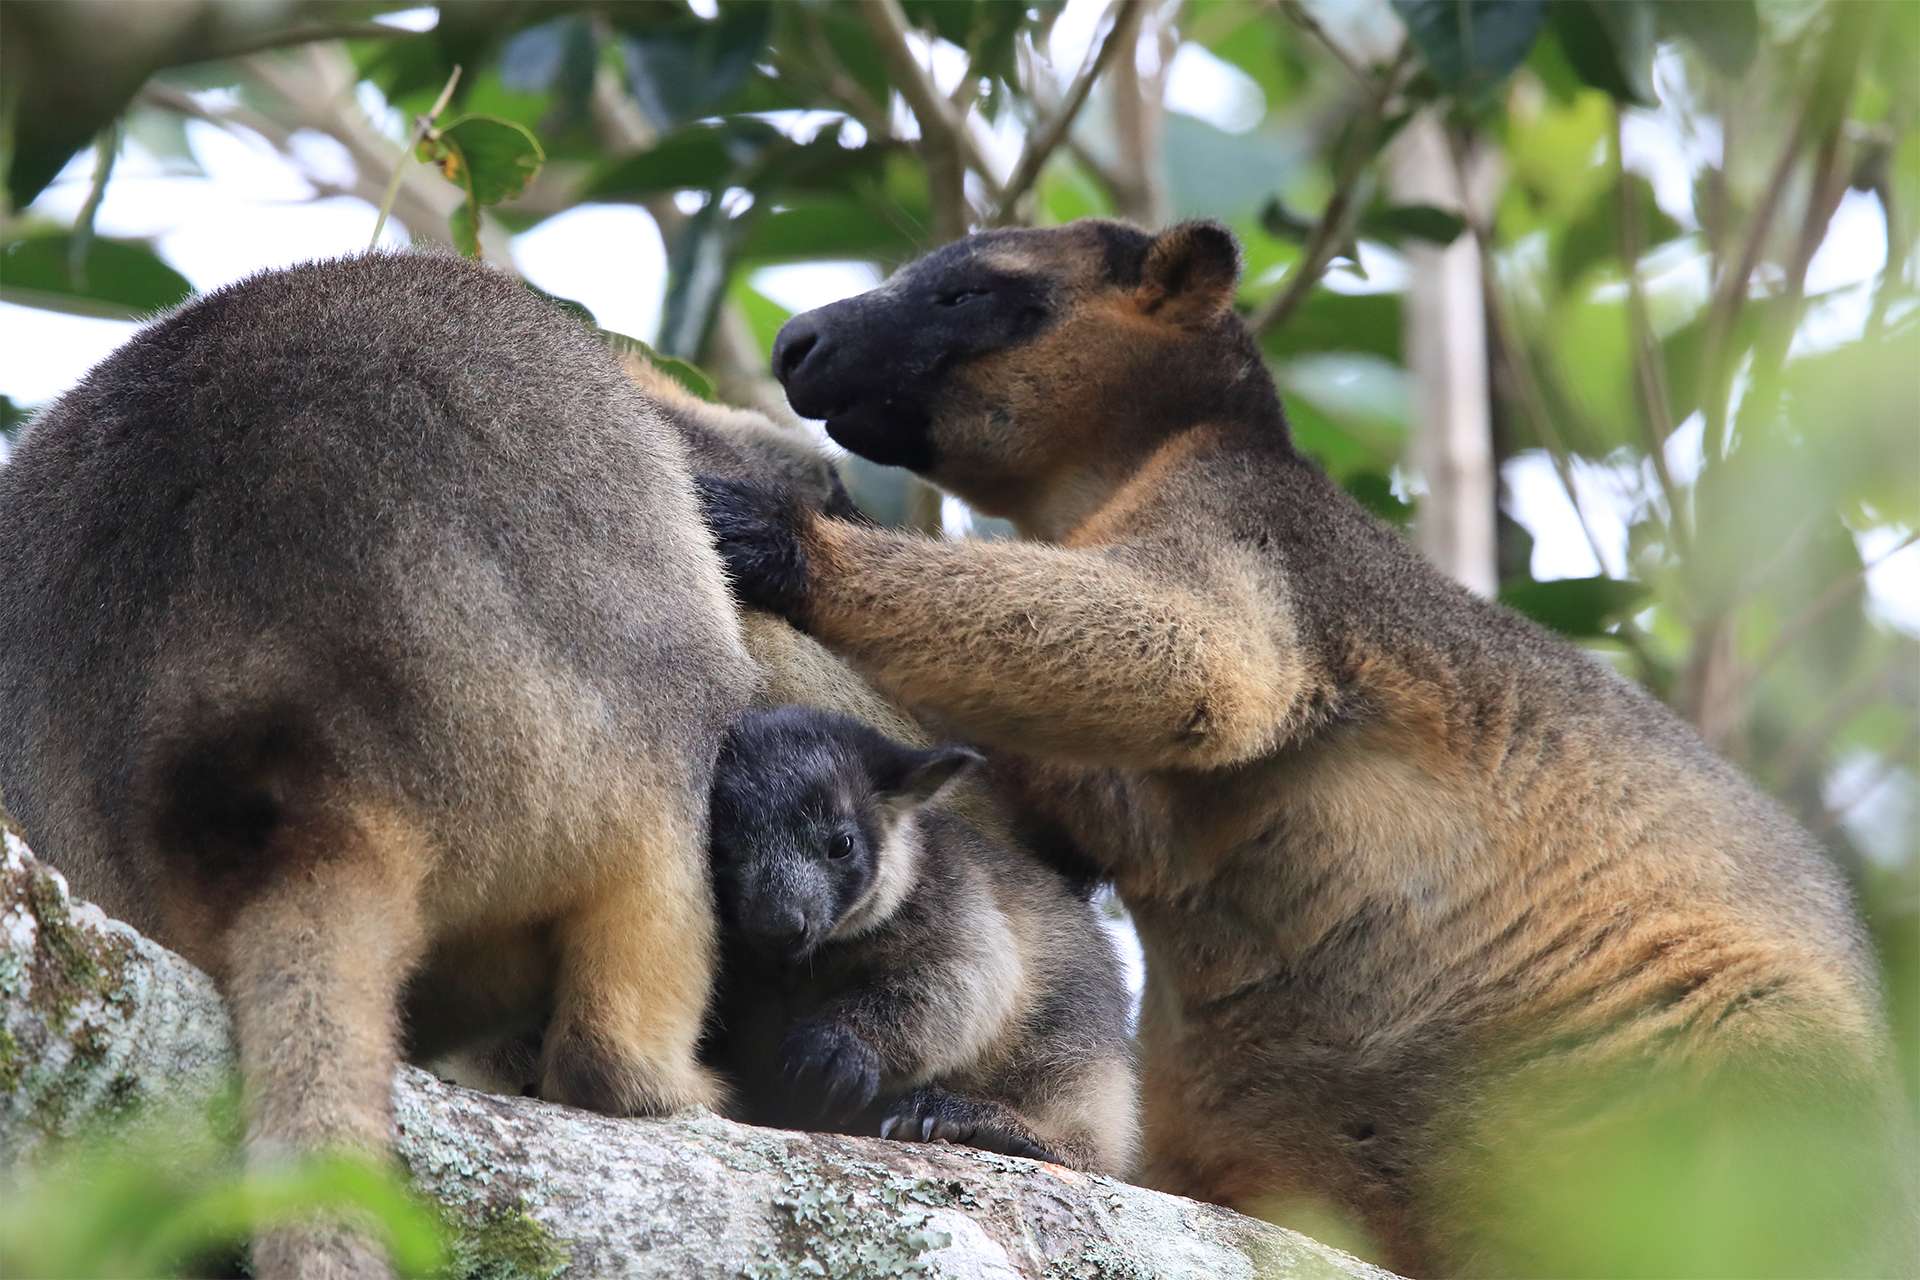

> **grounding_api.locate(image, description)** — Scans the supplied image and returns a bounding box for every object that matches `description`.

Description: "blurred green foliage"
[0,0,1914,1273]
[0,1099,444,1278]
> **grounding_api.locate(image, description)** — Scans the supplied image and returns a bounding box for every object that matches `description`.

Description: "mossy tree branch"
[0,834,1393,1280]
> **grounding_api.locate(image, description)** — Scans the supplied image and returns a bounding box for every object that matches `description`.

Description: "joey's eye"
[828,832,856,860]
[937,289,988,307]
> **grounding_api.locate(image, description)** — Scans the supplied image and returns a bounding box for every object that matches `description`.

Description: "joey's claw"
[694,474,811,621]
[780,1020,881,1121]
[881,1088,1060,1163]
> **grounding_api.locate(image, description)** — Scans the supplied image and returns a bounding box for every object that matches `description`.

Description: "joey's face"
[708,708,981,962]
[709,759,879,963]
[770,219,1245,517]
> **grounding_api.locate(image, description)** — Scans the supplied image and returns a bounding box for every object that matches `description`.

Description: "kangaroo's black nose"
[772,315,822,386]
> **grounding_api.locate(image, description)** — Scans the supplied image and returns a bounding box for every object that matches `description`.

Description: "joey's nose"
[772,315,823,388]
[753,905,811,953]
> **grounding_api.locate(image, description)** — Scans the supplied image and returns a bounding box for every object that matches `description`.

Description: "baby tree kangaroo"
[700,220,1906,1274]
[705,706,1137,1174]
[0,256,755,1277]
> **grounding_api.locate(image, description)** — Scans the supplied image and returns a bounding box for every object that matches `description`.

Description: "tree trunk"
[0,833,1394,1280]
[1389,113,1500,598]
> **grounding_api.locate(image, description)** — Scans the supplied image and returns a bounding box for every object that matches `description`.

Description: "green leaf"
[1656,0,1758,76]
[1363,203,1468,246]
[1547,0,1657,105]
[1190,0,1311,107]
[1392,0,1550,94]
[1257,291,1402,363]
[498,14,598,122]
[1,394,33,442]
[585,120,786,199]
[729,277,792,358]
[448,202,480,259]
[1037,152,1113,225]
[523,282,596,330]
[1345,471,1415,525]
[660,197,739,360]
[603,331,717,402]
[584,123,893,205]
[1500,574,1647,637]
[1557,171,1682,286]
[739,198,928,266]
[1260,197,1318,242]
[619,3,773,129]
[423,114,545,207]
[0,232,191,317]
[1164,114,1306,221]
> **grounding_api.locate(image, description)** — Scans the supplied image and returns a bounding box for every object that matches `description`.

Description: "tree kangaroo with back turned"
[699,218,1908,1274]
[0,255,757,1278]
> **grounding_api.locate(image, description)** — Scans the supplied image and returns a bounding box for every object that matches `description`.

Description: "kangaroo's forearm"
[803,520,1299,770]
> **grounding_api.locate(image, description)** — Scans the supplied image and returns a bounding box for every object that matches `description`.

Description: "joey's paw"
[539,1028,720,1118]
[879,1089,1061,1163]
[779,1020,881,1121]
[694,474,811,621]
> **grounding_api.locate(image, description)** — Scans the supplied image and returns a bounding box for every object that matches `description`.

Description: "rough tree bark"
[0,833,1393,1280]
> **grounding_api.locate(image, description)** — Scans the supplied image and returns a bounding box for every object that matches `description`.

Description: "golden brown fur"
[704,219,1907,1274]
[0,256,756,1277]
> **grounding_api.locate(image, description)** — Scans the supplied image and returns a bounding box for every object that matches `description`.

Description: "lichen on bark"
[1,835,1396,1279]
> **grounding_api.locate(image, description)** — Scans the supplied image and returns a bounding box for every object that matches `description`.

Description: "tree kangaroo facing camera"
[705,705,1137,1175]
[699,218,1906,1274]
[0,254,754,1278]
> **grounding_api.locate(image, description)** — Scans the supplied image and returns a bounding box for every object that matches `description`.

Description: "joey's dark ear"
[1137,220,1240,322]
[882,744,984,810]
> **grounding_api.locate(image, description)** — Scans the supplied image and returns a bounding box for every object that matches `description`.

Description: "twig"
[1249,49,1411,335]
[1766,659,1904,791]
[369,65,461,249]
[861,0,1004,203]
[1475,239,1615,580]
[792,8,893,141]
[185,19,420,65]
[1736,528,1920,708]
[991,0,1147,225]
[1613,109,1690,558]
[1272,0,1371,86]
[1468,207,1667,676]
[1811,723,1920,842]
[67,123,119,290]
[1697,97,1810,462]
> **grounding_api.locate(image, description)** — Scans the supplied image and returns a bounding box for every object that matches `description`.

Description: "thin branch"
[861,0,1004,204]
[1613,109,1690,559]
[1272,0,1372,86]
[1736,528,1920,711]
[186,19,420,65]
[1697,97,1811,462]
[1766,658,1905,790]
[369,65,461,248]
[1249,50,1411,335]
[138,74,454,253]
[1810,723,1920,842]
[1468,206,1666,676]
[792,8,893,141]
[990,0,1147,225]
[1475,239,1615,579]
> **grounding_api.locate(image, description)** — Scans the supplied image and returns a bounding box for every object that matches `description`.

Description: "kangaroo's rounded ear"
[884,744,984,809]
[1138,220,1240,321]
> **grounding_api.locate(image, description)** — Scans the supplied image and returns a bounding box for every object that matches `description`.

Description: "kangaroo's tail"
[144,705,427,1279]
